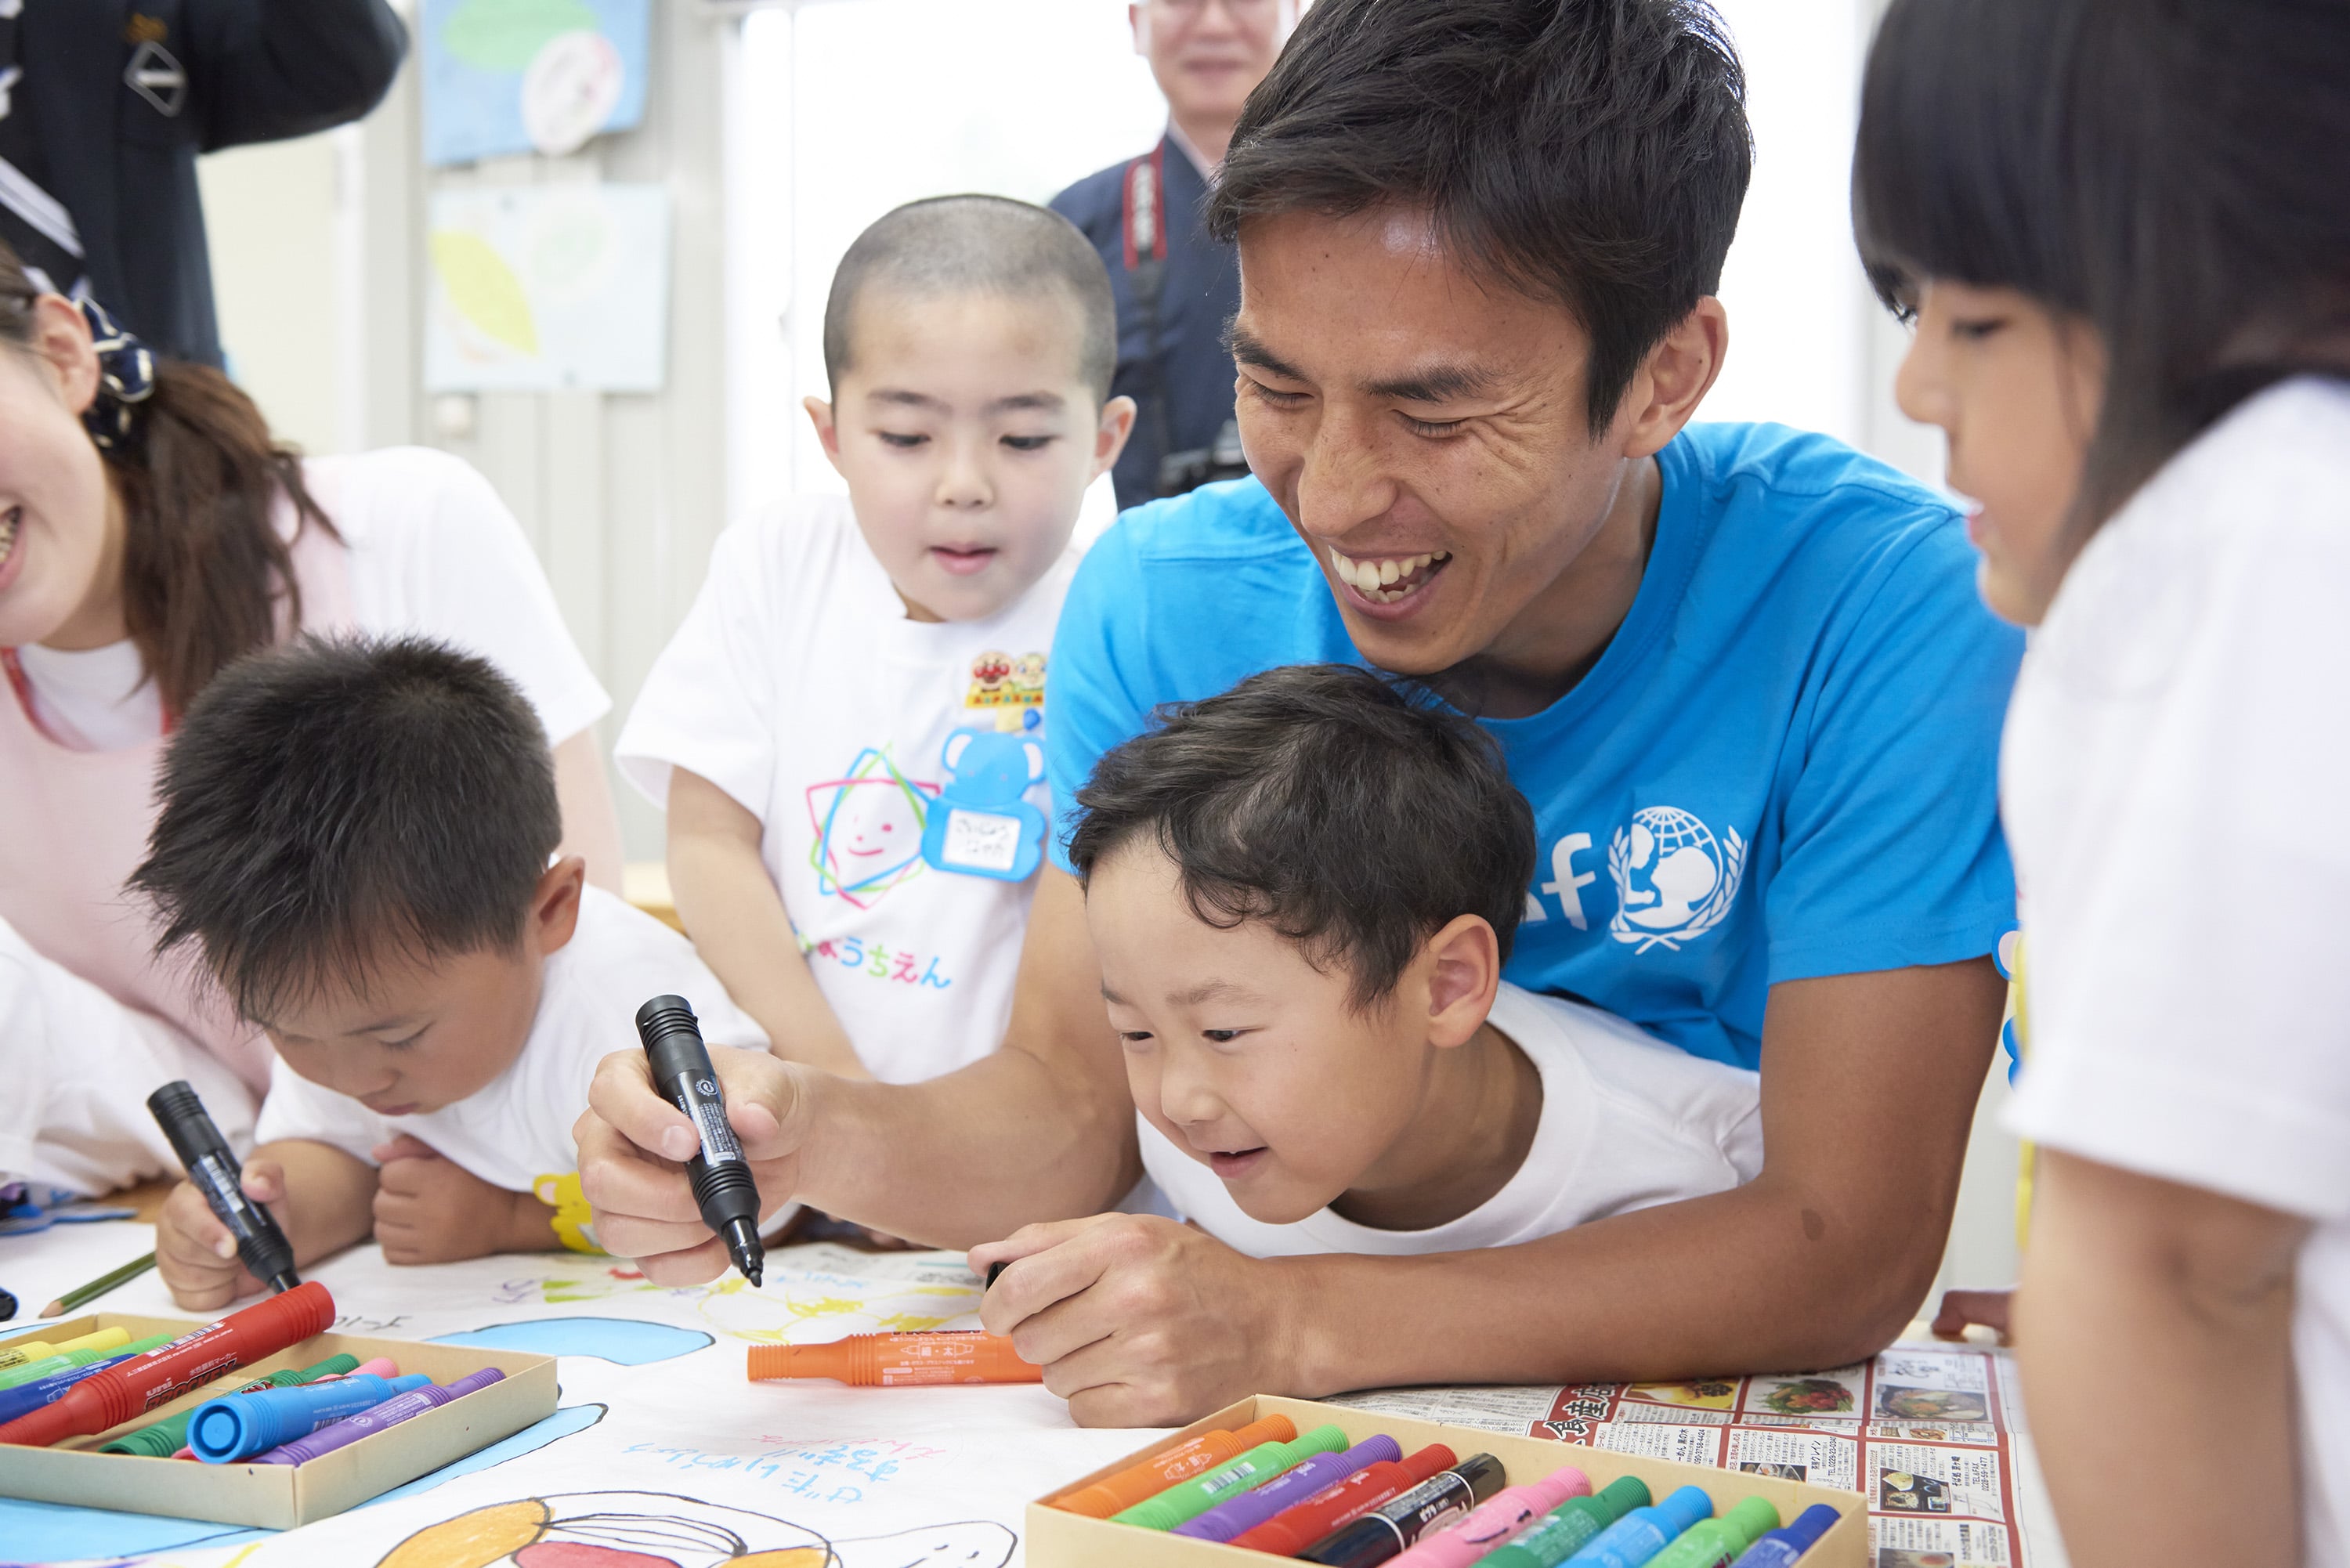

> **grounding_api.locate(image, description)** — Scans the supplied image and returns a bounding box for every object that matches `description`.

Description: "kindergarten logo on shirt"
[1607,806,1747,953]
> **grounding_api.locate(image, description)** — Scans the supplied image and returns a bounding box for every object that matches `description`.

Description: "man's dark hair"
[1066,665,1536,1009]
[130,634,562,1023]
[1209,0,1751,437]
[822,194,1118,404]
[1854,0,2350,547]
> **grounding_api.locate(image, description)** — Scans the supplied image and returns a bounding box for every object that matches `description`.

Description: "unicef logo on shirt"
[1607,806,1747,953]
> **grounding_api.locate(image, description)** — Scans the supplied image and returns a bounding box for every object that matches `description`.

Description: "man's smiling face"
[1230,206,1639,677]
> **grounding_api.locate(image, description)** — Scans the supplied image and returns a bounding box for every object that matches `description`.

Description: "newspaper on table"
[1328,1342,2045,1568]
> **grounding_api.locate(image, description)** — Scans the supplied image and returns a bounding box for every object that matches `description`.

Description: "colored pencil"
[41,1252,158,1318]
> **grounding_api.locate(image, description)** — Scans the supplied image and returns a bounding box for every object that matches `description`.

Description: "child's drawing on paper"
[486,1260,981,1344]
[374,1490,1014,1568]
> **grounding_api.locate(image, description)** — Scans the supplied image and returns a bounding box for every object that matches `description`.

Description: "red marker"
[0,1281,333,1447]
[1231,1442,1459,1556]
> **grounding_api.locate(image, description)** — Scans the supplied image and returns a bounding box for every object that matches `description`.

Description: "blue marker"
[0,1337,171,1425]
[1726,1503,1842,1568]
[1562,1484,1712,1568]
[189,1372,431,1462]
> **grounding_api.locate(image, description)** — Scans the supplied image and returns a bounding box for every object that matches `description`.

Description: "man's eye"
[1245,381,1309,408]
[1001,435,1054,451]
[878,432,929,448]
[1401,414,1465,439]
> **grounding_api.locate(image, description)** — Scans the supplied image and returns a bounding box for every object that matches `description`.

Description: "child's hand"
[972,1214,1294,1427]
[372,1136,527,1265]
[154,1162,284,1311]
[1931,1287,2015,1343]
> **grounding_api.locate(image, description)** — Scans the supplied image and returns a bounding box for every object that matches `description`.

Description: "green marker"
[1476,1475,1652,1567]
[0,1334,172,1393]
[1646,1495,1781,1568]
[101,1353,360,1458]
[1113,1424,1349,1531]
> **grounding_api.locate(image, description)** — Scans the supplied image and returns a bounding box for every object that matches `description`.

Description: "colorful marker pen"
[635,995,765,1286]
[1726,1503,1842,1568]
[0,1337,154,1392]
[1231,1443,1459,1557]
[0,1280,333,1447]
[1646,1497,1779,1568]
[1559,1483,1711,1568]
[188,1372,431,1463]
[1053,1414,1300,1517]
[0,1336,174,1425]
[1176,1434,1403,1542]
[147,1080,299,1293]
[1117,1425,1350,1531]
[256,1367,506,1464]
[1477,1475,1651,1567]
[747,1332,1039,1386]
[0,1326,129,1375]
[1300,1452,1509,1566]
[1390,1465,1591,1568]
[102,1353,359,1458]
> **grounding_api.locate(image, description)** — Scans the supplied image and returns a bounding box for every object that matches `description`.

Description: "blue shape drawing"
[920,729,1047,884]
[428,1316,713,1364]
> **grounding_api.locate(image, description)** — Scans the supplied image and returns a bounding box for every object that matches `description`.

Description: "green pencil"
[41,1252,158,1319]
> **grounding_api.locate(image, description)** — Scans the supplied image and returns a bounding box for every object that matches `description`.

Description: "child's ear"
[804,395,845,473]
[1093,394,1138,479]
[1422,914,1502,1050]
[530,856,588,958]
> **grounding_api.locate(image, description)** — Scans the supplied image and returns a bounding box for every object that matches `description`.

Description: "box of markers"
[1029,1393,1870,1566]
[0,1311,556,1529]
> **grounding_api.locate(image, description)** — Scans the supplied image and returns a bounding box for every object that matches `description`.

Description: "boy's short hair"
[1208,0,1751,439]
[1066,665,1536,1009]
[131,634,562,1022]
[822,194,1117,405]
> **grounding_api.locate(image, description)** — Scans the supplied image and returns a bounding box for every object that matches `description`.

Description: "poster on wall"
[424,184,671,393]
[421,0,653,164]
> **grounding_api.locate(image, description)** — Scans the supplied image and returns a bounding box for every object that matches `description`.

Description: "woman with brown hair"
[0,245,622,1195]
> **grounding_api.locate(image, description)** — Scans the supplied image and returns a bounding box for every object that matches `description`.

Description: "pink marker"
[323,1357,400,1381]
[1388,1464,1591,1568]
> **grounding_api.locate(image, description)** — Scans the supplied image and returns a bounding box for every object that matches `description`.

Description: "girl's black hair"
[1853,0,2350,535]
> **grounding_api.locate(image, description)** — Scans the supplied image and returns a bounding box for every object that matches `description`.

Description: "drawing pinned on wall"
[374,1491,1015,1568]
[421,0,650,164]
[425,184,671,393]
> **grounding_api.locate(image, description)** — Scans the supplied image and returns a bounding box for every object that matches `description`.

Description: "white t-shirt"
[615,496,1079,1085]
[1144,982,1764,1258]
[2002,378,2350,1568]
[254,887,769,1194]
[13,449,609,750]
[0,916,255,1195]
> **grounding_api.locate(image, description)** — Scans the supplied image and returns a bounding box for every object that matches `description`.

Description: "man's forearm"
[1272,1171,1942,1396]
[793,1046,1141,1249]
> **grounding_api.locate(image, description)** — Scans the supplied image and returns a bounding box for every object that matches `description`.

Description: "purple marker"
[254,1367,506,1465]
[1174,1435,1405,1543]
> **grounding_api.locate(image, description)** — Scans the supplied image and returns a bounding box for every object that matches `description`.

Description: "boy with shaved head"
[618,196,1135,1086]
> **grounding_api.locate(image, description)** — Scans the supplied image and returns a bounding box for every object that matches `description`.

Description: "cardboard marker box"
[1027,1393,1869,1566]
[0,1311,557,1529]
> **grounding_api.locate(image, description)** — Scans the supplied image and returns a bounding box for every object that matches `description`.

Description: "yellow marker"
[0,1324,130,1373]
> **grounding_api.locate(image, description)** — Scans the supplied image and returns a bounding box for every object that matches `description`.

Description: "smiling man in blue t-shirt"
[573,0,2020,1426]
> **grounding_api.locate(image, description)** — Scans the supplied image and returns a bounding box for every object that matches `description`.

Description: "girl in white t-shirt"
[1853,4,2350,1566]
[0,245,622,1194]
[618,197,1133,1086]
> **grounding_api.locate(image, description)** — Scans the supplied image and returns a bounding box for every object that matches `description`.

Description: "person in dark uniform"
[1052,0,1295,510]
[0,0,407,367]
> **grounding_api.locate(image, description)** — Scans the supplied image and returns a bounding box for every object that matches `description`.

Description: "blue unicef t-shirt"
[1044,423,2023,1070]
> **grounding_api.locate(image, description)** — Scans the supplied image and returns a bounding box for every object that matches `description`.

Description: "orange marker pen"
[1053,1414,1301,1518]
[747,1331,1041,1387]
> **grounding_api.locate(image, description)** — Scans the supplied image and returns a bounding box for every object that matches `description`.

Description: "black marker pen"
[634,995,765,1286]
[1299,1451,1507,1566]
[146,1079,299,1292]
